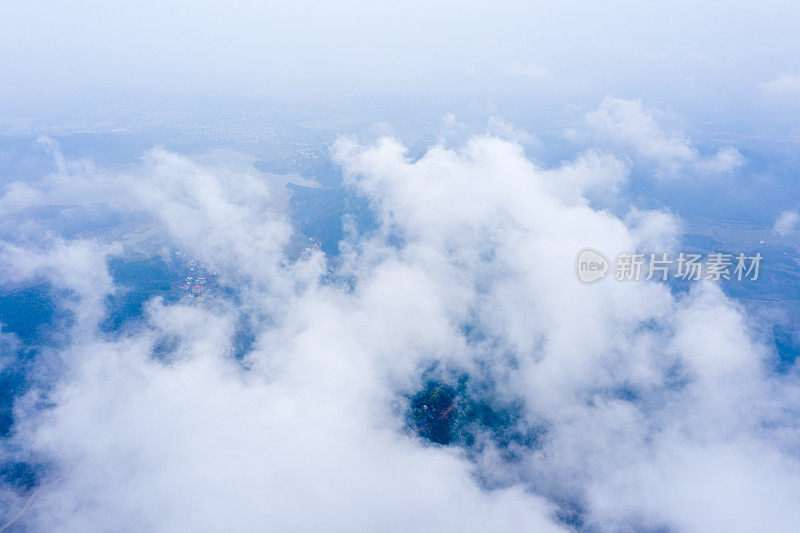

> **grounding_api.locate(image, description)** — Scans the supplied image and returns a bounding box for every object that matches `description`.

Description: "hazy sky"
[2,0,800,121]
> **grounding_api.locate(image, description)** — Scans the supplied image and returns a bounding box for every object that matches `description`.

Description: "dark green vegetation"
[405,376,594,530]
[408,381,458,445]
[406,375,539,452]
[288,184,377,257]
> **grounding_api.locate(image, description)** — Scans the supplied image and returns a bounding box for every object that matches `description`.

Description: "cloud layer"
[0,126,798,532]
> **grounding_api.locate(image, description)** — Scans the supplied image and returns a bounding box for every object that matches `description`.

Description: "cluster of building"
[177,259,217,301]
[304,237,322,253]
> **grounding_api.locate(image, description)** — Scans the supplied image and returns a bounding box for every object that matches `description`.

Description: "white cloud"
[775,210,800,234]
[695,145,746,174]
[760,74,800,99]
[543,149,629,203]
[0,134,798,532]
[486,117,540,148]
[585,97,745,177]
[624,208,681,253]
[586,98,695,166]
[506,63,551,81]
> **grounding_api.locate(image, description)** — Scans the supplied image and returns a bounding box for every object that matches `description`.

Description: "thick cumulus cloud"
[0,129,798,532]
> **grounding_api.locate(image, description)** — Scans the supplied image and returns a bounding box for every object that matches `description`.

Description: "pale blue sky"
[2,0,799,122]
